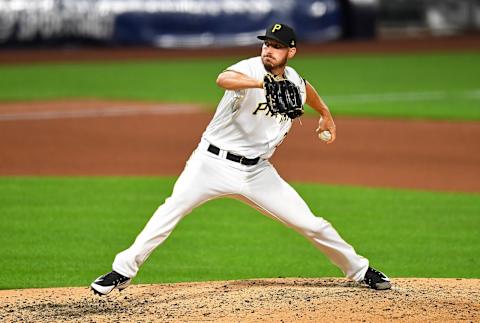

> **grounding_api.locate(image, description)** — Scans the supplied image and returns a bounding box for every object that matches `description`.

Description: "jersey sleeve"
[225,58,255,78]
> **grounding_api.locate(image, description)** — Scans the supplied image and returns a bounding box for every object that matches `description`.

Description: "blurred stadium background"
[0,0,479,48]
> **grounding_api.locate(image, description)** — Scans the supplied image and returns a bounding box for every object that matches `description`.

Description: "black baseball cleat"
[90,271,131,296]
[363,267,391,290]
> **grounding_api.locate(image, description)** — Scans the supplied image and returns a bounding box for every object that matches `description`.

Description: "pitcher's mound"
[1,278,479,322]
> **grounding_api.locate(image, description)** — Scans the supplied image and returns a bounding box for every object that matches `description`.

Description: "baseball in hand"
[318,130,332,142]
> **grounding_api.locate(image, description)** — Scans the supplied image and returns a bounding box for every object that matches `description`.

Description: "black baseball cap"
[257,23,297,48]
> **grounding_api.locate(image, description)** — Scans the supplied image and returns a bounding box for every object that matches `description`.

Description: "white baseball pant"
[113,139,369,282]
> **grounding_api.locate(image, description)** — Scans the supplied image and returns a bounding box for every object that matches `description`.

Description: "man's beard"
[262,55,288,73]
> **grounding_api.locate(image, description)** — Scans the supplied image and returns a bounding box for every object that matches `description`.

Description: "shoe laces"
[365,267,387,284]
[101,271,129,285]
[369,267,383,276]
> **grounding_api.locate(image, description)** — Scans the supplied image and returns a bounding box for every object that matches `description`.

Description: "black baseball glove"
[263,73,303,119]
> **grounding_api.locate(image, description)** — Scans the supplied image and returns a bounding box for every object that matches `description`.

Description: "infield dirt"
[1,278,479,322]
[1,100,479,192]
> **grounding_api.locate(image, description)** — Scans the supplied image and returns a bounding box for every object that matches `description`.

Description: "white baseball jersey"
[202,56,307,159]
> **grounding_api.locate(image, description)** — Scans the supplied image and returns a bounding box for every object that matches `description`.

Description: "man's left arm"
[305,80,336,144]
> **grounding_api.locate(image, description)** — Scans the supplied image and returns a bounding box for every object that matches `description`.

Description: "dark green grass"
[0,52,479,120]
[0,177,478,289]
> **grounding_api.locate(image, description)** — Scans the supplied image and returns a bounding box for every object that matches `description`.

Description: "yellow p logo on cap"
[271,24,282,33]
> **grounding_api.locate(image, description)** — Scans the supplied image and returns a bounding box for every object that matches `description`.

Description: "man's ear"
[288,47,297,59]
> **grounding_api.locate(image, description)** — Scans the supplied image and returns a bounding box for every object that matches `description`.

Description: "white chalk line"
[464,90,480,99]
[0,105,200,121]
[326,90,480,103]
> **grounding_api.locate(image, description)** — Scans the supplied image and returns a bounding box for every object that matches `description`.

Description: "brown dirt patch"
[1,100,479,193]
[0,278,478,322]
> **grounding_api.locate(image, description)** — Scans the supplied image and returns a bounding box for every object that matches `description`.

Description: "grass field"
[1,177,479,289]
[0,52,479,120]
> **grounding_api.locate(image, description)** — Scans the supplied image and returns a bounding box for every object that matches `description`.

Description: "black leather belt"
[207,144,260,166]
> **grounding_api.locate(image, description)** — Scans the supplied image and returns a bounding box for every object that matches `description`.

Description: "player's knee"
[160,196,196,215]
[299,217,330,238]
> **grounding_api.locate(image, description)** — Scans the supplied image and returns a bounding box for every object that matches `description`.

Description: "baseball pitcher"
[91,23,391,295]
